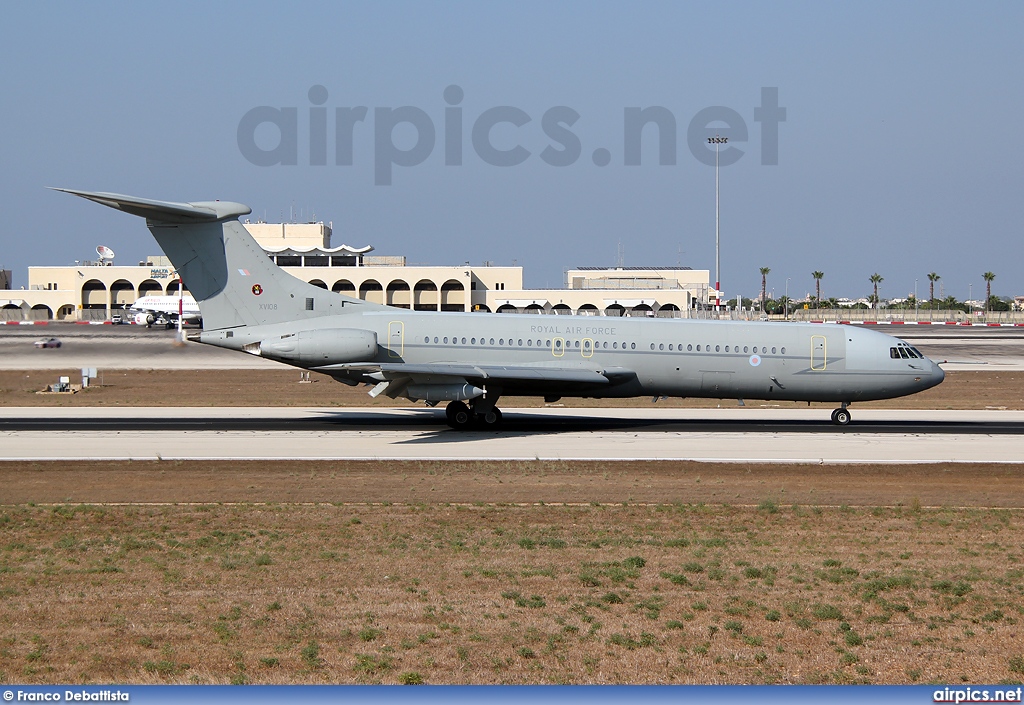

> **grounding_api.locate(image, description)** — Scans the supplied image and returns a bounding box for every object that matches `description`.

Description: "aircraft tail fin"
[56,189,385,330]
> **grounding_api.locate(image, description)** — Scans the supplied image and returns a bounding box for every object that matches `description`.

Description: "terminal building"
[0,222,710,322]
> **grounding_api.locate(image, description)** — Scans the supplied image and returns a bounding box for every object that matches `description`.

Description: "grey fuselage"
[201,308,945,404]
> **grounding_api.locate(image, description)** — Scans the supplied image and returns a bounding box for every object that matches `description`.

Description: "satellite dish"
[96,245,115,261]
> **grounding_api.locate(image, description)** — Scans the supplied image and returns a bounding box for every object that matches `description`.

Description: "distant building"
[0,222,709,322]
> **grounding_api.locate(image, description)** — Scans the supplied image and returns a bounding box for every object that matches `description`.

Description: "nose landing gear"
[831,404,851,426]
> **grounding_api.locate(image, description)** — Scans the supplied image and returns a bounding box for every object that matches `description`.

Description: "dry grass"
[2,460,1023,508]
[1,370,1022,409]
[1,500,1023,685]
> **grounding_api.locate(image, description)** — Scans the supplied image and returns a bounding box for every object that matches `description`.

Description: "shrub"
[660,571,690,586]
[399,671,424,685]
[812,604,844,620]
[1009,656,1024,675]
[354,653,393,674]
[301,641,323,668]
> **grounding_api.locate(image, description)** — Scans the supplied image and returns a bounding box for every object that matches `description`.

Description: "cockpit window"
[892,343,923,360]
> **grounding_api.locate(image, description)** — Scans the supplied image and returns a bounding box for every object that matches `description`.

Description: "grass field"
[1,499,1022,685]
[1,458,1024,685]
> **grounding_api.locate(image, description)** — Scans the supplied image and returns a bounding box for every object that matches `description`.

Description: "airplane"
[55,188,945,430]
[128,294,202,327]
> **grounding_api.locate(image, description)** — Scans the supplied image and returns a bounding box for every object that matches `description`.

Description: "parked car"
[111,314,123,324]
[33,338,62,349]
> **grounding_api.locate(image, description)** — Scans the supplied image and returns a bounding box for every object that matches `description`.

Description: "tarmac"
[2,406,1022,463]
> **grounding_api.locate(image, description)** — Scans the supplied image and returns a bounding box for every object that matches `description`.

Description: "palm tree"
[759,267,770,313]
[869,273,883,309]
[983,271,996,311]
[927,272,940,305]
[812,271,824,310]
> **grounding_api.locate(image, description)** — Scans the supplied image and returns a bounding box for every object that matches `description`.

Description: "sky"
[1,1,1022,302]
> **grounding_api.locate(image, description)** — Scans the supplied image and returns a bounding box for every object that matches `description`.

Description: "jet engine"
[134,312,155,326]
[258,328,377,365]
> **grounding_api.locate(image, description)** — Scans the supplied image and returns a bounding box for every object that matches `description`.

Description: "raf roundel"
[749,354,761,367]
[251,284,263,296]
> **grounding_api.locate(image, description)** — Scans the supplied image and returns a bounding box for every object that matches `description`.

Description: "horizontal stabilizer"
[52,188,251,223]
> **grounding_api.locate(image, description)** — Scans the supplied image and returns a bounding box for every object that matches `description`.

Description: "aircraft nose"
[930,360,945,387]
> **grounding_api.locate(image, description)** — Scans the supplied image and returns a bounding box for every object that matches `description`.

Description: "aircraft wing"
[315,361,621,384]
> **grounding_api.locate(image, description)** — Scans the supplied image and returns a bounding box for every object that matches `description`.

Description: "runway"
[3,406,1023,463]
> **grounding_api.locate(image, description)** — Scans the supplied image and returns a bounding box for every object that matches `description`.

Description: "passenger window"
[613,342,618,349]
[688,344,693,351]
[575,341,580,348]
[546,339,551,347]
[771,347,776,354]
[781,347,786,354]
[651,343,656,350]
[715,345,720,352]
[696,345,701,352]
[518,339,523,346]
[443,337,448,344]
[471,338,476,345]
[490,338,495,345]
[631,342,636,350]
[762,347,767,354]
[668,344,673,351]
[743,346,748,353]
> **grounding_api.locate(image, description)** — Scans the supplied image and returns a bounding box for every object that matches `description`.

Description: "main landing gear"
[445,400,503,430]
[830,404,851,426]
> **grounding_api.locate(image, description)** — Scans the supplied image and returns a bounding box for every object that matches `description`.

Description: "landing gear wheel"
[478,407,503,429]
[831,408,851,426]
[445,401,472,429]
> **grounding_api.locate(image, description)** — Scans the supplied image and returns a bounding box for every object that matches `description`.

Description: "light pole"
[969,283,973,315]
[708,135,728,309]
[914,279,918,320]
[785,277,790,321]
